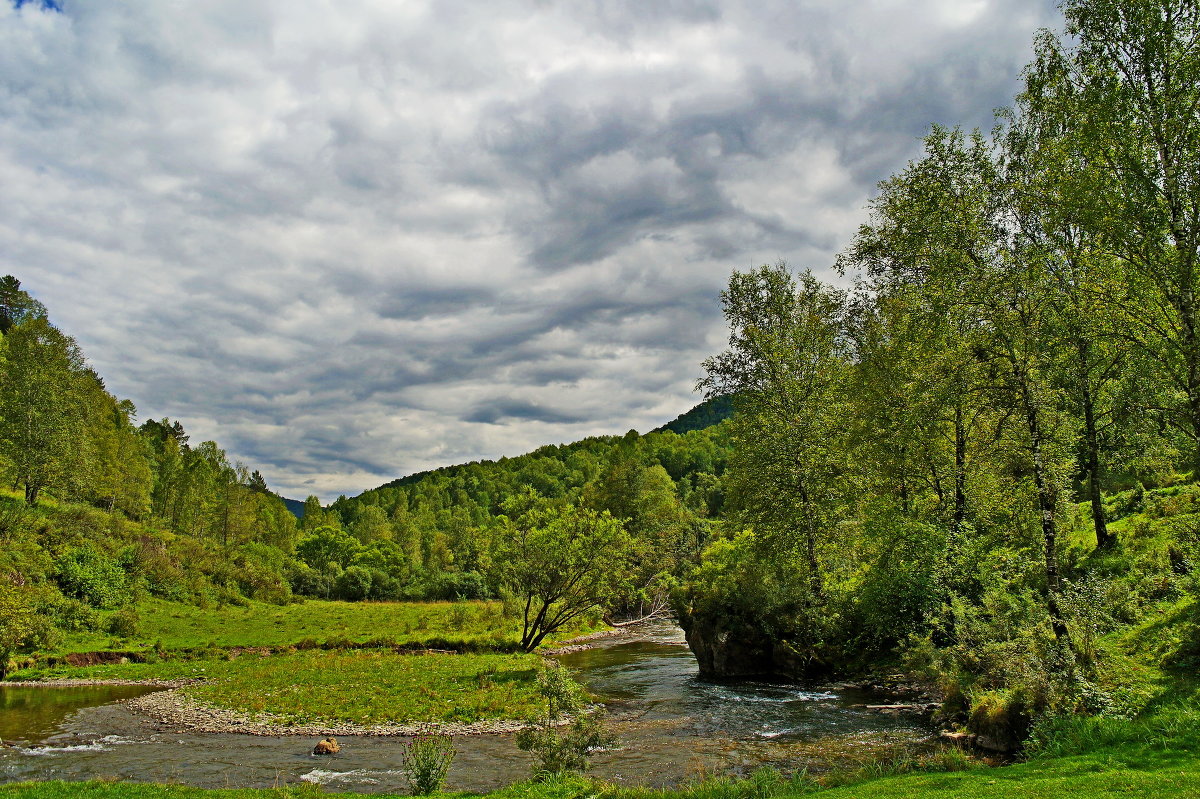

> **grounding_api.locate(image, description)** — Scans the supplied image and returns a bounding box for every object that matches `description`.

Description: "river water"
[0,624,932,792]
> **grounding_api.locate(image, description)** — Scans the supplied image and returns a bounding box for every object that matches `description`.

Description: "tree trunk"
[796,480,824,600]
[1076,344,1114,549]
[1020,376,1075,653]
[1181,280,1200,480]
[952,403,967,533]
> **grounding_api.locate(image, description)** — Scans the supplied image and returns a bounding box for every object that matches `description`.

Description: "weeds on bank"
[402,734,457,794]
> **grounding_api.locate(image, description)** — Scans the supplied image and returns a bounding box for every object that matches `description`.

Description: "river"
[0,624,932,792]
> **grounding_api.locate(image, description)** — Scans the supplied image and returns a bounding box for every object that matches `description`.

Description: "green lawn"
[5,597,597,729]
[44,598,568,656]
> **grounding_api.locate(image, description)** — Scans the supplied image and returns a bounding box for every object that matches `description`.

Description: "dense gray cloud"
[1,0,1061,500]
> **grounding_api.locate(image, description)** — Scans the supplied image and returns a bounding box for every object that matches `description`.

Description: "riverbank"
[3,621,666,738]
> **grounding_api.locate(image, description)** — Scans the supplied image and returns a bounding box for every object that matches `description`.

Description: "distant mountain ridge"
[368,396,734,494]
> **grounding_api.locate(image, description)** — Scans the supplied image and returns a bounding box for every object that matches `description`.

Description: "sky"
[1,0,1062,502]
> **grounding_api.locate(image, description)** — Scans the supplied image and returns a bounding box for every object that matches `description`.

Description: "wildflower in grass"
[401,734,456,795]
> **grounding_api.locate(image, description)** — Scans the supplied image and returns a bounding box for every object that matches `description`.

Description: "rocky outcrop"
[679,610,777,678]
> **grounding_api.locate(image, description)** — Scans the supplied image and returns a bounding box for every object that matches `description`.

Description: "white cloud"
[1,0,1061,500]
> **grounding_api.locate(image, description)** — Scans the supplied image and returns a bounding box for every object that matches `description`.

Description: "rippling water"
[1,623,932,792]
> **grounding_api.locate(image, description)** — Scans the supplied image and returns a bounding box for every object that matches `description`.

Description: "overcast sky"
[2,0,1061,501]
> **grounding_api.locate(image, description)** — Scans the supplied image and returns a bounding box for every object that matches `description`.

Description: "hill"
[281,496,305,518]
[653,395,734,434]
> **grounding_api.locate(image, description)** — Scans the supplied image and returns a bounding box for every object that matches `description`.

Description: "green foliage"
[296,526,363,571]
[106,605,140,637]
[0,275,47,334]
[653,394,734,434]
[56,545,130,608]
[401,735,456,795]
[515,661,614,778]
[332,565,374,601]
[323,411,729,608]
[0,316,86,505]
[0,584,46,677]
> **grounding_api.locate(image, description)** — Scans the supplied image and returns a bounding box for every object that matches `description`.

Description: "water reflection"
[0,685,161,744]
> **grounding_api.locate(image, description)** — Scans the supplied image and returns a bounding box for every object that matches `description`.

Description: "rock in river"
[313,737,340,755]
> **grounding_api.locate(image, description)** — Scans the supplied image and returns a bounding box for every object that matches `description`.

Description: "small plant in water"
[401,734,456,795]
[516,661,615,778]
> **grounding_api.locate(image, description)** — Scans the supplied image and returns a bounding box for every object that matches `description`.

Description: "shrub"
[56,546,130,608]
[515,661,614,778]
[333,565,374,601]
[289,564,334,599]
[50,596,99,632]
[107,606,140,637]
[367,569,400,600]
[401,734,456,795]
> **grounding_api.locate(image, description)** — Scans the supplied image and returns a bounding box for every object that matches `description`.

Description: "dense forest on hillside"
[320,423,729,601]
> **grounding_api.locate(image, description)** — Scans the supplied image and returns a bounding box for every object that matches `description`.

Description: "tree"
[583,449,694,614]
[515,661,614,777]
[0,275,46,335]
[1025,0,1200,474]
[699,263,851,601]
[491,493,635,651]
[0,581,51,678]
[1001,89,1131,549]
[296,525,363,571]
[849,126,1078,653]
[0,317,86,504]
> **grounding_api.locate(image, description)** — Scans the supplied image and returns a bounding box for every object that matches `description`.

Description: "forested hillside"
[322,424,729,595]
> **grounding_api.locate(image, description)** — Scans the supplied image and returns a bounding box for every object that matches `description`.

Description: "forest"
[1,0,1199,790]
[675,0,1200,750]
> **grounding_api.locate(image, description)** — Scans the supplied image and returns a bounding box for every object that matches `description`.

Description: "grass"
[44,597,602,656]
[9,649,543,726]
[5,597,602,728]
